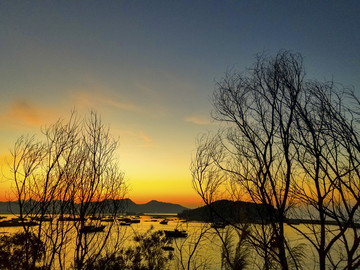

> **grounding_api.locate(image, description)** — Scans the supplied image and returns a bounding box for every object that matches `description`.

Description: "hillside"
[178,200,276,223]
[0,199,188,215]
[126,200,188,214]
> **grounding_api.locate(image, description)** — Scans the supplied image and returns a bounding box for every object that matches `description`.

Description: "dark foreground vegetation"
[0,228,173,270]
[4,50,360,269]
[0,199,187,215]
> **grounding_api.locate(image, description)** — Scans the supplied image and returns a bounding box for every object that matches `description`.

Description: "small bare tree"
[10,111,126,270]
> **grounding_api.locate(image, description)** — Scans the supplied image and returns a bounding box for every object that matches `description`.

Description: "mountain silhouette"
[0,199,188,215]
[178,200,276,223]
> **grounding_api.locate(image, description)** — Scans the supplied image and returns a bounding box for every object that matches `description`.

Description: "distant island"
[0,199,188,215]
[178,200,360,228]
[178,200,276,223]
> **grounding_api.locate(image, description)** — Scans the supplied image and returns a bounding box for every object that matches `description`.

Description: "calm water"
[0,214,356,269]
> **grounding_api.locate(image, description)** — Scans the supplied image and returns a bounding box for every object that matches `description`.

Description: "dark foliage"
[85,228,173,270]
[0,232,45,270]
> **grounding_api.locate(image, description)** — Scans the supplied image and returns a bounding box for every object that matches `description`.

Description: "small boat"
[163,229,187,238]
[211,222,226,229]
[129,219,141,224]
[80,225,105,233]
[89,216,102,221]
[58,216,83,221]
[119,222,131,226]
[101,218,115,222]
[118,217,131,222]
[0,220,38,227]
[32,216,53,222]
[160,219,168,225]
[161,246,174,251]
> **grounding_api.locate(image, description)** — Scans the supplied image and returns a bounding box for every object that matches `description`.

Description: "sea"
[0,214,355,269]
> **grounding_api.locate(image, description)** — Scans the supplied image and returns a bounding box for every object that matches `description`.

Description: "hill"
[0,199,188,215]
[178,200,276,223]
[0,201,18,214]
[126,200,188,214]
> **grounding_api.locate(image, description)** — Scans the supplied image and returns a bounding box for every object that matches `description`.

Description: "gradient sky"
[0,1,359,207]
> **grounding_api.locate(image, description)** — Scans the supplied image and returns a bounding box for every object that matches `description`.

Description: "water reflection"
[0,214,356,269]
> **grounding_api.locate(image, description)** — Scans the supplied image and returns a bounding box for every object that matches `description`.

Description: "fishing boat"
[210,222,226,229]
[80,225,105,233]
[161,246,174,251]
[163,229,187,238]
[160,219,168,225]
[119,222,131,226]
[129,219,141,224]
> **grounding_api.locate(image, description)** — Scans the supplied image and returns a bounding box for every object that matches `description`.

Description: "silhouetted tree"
[292,84,360,269]
[173,223,211,270]
[0,232,45,270]
[10,111,126,270]
[86,227,172,270]
[192,50,360,269]
[192,51,304,269]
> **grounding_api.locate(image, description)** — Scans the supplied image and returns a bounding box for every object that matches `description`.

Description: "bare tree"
[192,50,360,269]
[290,81,343,270]
[289,81,360,269]
[314,88,360,269]
[10,111,126,270]
[192,51,304,269]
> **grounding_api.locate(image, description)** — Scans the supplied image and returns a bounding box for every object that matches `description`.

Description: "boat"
[210,222,226,229]
[129,219,141,224]
[101,217,115,222]
[160,219,168,225]
[119,218,140,224]
[58,216,83,221]
[118,217,131,222]
[161,246,174,251]
[119,222,131,226]
[32,216,53,222]
[163,229,187,238]
[0,220,38,227]
[89,216,102,221]
[80,225,105,233]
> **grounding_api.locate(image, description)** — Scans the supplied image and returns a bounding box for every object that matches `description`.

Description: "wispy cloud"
[106,98,140,112]
[72,91,141,113]
[114,128,153,148]
[185,114,212,125]
[0,99,45,128]
[139,131,152,143]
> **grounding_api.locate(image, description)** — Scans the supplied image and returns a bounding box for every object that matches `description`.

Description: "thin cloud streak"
[185,114,212,125]
[139,131,152,143]
[115,128,153,148]
[72,91,141,113]
[0,99,46,129]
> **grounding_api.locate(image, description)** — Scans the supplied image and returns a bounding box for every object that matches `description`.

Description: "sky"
[0,1,359,208]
